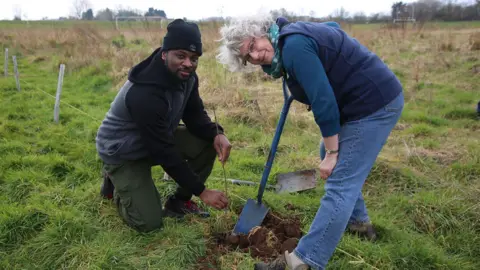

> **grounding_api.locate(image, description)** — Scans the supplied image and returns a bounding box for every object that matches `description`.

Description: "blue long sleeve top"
[277,18,402,135]
[281,29,341,137]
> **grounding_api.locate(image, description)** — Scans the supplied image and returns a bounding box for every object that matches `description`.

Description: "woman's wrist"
[325,151,339,158]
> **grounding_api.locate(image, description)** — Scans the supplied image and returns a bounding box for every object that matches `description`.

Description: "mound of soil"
[219,213,302,258]
[198,211,303,269]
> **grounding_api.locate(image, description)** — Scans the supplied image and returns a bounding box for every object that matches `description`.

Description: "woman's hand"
[319,153,338,180]
[320,134,339,180]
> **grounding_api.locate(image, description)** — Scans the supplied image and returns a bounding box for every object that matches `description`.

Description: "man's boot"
[100,173,114,199]
[164,196,210,218]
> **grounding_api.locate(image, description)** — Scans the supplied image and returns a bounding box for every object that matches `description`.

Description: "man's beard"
[175,68,193,81]
[164,58,193,81]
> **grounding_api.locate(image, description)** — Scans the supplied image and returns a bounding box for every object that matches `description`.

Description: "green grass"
[1,21,479,269]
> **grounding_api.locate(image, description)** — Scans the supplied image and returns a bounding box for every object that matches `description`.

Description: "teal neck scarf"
[262,23,284,79]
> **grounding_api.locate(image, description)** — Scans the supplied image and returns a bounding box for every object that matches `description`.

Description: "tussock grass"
[0,20,479,269]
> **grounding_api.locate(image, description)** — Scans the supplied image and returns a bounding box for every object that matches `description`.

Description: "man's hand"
[213,134,232,165]
[199,189,229,209]
[319,153,338,180]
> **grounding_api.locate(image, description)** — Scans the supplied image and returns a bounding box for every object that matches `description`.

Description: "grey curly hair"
[216,13,275,72]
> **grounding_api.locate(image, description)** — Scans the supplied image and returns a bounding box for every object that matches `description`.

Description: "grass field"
[0,19,479,269]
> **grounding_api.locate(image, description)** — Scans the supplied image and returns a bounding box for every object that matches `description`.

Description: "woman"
[217,15,404,270]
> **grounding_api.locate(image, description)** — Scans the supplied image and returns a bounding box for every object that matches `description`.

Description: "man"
[95,19,231,232]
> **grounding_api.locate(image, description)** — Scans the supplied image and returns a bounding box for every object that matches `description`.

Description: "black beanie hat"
[162,19,202,56]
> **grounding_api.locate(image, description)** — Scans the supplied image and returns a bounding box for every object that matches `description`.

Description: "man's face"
[162,49,199,81]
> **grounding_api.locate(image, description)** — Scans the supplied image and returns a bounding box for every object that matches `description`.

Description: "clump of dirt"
[214,212,302,259]
[197,211,303,269]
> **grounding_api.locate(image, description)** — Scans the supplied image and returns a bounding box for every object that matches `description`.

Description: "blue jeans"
[294,92,404,270]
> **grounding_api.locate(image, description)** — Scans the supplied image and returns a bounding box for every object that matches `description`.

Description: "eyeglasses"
[242,37,256,66]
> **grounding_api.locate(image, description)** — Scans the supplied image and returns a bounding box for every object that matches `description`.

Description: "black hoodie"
[96,47,223,196]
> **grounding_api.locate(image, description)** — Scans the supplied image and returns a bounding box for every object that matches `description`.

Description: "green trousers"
[102,125,216,232]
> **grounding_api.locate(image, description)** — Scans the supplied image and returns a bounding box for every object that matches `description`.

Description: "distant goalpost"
[393,5,416,24]
[114,16,169,30]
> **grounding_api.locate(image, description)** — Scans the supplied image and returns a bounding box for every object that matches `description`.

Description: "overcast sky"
[2,0,419,20]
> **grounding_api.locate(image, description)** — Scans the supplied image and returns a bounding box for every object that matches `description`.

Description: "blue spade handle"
[257,78,295,204]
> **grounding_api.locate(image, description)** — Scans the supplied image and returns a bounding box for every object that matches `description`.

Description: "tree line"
[271,0,480,24]
[11,0,479,22]
[392,0,480,22]
[72,8,166,21]
[58,0,167,21]
[77,7,166,21]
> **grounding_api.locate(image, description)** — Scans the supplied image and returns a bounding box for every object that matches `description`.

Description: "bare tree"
[331,7,349,20]
[71,0,91,19]
[13,5,22,20]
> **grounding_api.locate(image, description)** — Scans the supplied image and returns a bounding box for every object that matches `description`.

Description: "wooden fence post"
[54,64,65,123]
[4,48,8,77]
[12,55,20,91]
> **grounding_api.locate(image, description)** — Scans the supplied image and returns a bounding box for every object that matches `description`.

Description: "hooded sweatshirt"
[95,47,223,196]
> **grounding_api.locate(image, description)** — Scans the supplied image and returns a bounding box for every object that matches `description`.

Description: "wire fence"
[3,47,101,124]
[3,49,51,78]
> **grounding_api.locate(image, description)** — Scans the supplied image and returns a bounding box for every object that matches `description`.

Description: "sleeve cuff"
[207,123,224,141]
[317,119,341,138]
[191,182,206,197]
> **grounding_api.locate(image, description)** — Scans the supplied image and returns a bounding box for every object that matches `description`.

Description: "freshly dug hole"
[213,211,302,260]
